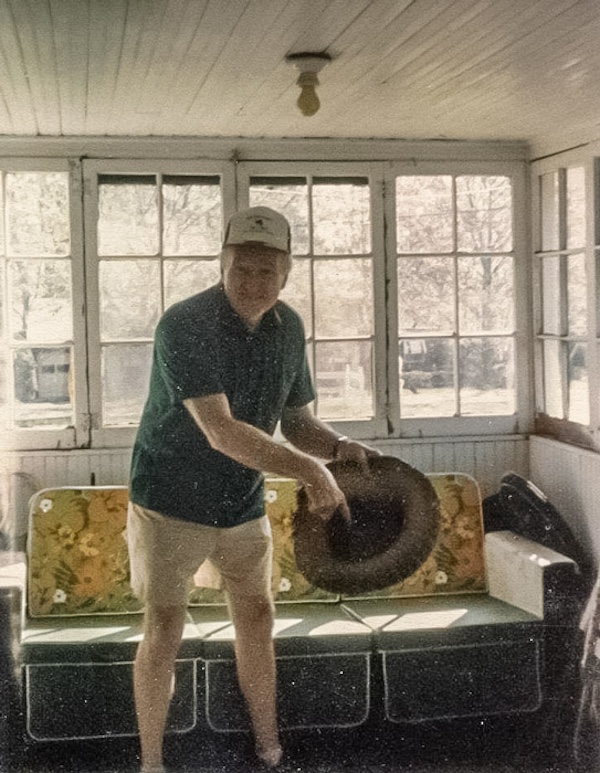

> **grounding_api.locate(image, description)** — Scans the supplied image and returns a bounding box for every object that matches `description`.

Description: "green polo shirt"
[129,283,315,527]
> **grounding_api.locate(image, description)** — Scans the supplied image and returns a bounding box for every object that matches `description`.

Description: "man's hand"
[334,437,382,469]
[303,462,351,522]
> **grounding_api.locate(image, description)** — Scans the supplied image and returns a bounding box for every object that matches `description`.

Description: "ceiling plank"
[0,0,42,135]
[49,0,91,135]
[84,0,130,135]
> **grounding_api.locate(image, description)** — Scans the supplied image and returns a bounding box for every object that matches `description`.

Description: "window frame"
[82,159,236,448]
[0,157,87,451]
[236,160,388,439]
[531,150,599,448]
[385,159,531,438]
[2,148,531,452]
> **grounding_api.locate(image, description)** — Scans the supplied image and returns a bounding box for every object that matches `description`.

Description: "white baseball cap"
[223,206,291,254]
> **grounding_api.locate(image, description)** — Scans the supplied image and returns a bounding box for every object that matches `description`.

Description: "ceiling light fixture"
[286,52,332,117]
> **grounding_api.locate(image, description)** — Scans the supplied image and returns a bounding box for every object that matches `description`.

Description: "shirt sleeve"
[154,308,223,403]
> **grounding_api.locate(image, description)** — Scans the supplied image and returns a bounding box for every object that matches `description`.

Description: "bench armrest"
[0,551,26,592]
[485,530,577,619]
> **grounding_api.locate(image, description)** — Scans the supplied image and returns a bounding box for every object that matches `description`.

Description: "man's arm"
[281,404,381,464]
[183,394,348,520]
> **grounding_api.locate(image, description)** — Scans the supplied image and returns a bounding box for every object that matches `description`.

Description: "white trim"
[0,136,529,162]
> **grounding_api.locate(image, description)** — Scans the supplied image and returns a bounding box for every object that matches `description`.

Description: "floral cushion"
[27,472,486,617]
[27,487,142,617]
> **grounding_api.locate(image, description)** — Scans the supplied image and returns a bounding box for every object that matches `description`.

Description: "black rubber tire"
[293,456,441,595]
[497,472,592,584]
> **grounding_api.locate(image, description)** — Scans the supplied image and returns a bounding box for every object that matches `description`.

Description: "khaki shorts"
[127,502,273,607]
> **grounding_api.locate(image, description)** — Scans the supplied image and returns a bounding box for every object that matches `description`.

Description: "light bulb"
[297,84,320,117]
[296,71,320,117]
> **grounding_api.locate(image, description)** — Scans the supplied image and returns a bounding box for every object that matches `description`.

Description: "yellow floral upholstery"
[342,473,486,599]
[27,473,486,617]
[28,487,142,617]
[188,478,338,604]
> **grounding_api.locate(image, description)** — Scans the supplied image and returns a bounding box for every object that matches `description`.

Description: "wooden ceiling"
[1,0,600,156]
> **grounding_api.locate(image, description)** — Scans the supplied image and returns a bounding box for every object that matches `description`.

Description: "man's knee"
[141,605,187,654]
[229,593,275,634]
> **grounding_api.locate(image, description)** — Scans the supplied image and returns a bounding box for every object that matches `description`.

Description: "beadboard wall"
[0,437,529,547]
[530,436,600,569]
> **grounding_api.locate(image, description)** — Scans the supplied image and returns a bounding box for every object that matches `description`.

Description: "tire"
[293,456,441,595]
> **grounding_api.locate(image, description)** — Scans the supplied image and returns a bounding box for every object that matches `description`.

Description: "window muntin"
[249,176,375,422]
[0,171,74,435]
[396,174,516,420]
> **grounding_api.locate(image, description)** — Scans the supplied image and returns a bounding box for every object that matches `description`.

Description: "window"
[533,160,595,445]
[387,163,526,437]
[0,161,83,450]
[2,153,527,451]
[84,163,229,446]
[395,174,515,422]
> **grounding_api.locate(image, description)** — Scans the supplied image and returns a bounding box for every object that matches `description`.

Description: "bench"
[0,470,581,747]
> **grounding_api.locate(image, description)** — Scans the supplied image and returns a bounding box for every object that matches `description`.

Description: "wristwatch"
[332,435,349,460]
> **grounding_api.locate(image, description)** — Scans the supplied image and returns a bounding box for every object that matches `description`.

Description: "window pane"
[396,176,453,253]
[398,257,454,333]
[314,258,372,338]
[543,339,563,418]
[540,172,559,251]
[279,258,312,337]
[98,177,158,256]
[542,255,561,335]
[99,260,161,340]
[9,260,72,343]
[458,256,514,333]
[163,176,222,256]
[566,167,586,249]
[456,176,513,252]
[249,178,309,255]
[315,340,373,420]
[6,172,70,257]
[102,344,152,425]
[399,337,455,417]
[12,347,73,428]
[567,252,587,335]
[164,259,220,308]
[568,342,588,424]
[459,337,515,415]
[312,179,370,255]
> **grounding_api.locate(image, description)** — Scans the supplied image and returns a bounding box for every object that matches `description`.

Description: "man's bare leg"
[228,592,282,767]
[133,604,187,773]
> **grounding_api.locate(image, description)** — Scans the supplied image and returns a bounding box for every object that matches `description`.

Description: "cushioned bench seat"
[343,593,543,723]
[20,611,222,741]
[7,471,580,744]
[190,602,373,732]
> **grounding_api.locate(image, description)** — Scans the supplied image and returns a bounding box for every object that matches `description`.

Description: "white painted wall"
[530,436,600,571]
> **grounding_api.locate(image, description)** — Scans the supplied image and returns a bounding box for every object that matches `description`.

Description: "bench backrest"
[26,473,485,617]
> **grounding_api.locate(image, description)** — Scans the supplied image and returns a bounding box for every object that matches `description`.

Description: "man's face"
[222,243,288,328]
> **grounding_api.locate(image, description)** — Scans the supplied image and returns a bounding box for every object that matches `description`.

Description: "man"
[128,206,378,772]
